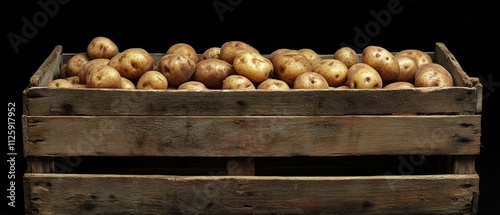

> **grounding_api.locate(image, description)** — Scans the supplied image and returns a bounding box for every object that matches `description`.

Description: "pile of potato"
[47,36,454,90]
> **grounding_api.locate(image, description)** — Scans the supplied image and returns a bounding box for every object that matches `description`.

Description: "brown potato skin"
[395,49,432,68]
[298,48,322,65]
[193,58,236,89]
[383,81,415,89]
[66,52,90,78]
[222,75,256,90]
[136,70,168,90]
[293,72,329,89]
[86,64,122,88]
[257,78,290,90]
[219,41,259,64]
[394,55,418,83]
[87,36,119,60]
[200,47,221,61]
[362,46,400,82]
[347,63,383,89]
[313,59,349,87]
[46,79,74,88]
[108,48,155,80]
[233,51,273,83]
[333,47,359,69]
[166,43,199,64]
[272,53,313,86]
[177,81,209,91]
[119,77,136,89]
[156,53,196,87]
[414,63,454,87]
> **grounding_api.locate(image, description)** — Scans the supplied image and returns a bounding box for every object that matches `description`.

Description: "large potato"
[136,70,168,90]
[166,43,199,64]
[86,36,119,60]
[108,48,155,80]
[347,63,383,89]
[233,51,273,83]
[394,49,432,68]
[219,41,260,64]
[414,63,454,87]
[298,48,322,65]
[394,55,418,83]
[222,75,256,90]
[313,59,349,87]
[193,58,236,89]
[333,47,359,69]
[86,64,122,88]
[66,52,90,78]
[272,53,313,86]
[200,47,221,60]
[79,58,110,84]
[362,45,400,82]
[156,53,196,87]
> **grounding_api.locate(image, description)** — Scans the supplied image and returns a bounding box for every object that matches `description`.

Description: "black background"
[4,0,499,214]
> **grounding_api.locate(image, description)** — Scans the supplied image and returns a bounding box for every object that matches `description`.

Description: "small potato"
[383,81,415,89]
[394,49,432,68]
[257,78,290,90]
[108,48,155,80]
[87,36,119,60]
[362,45,400,82]
[66,52,90,78]
[136,70,168,90]
[298,48,322,65]
[177,81,209,91]
[272,53,313,86]
[86,64,122,88]
[119,77,136,90]
[166,43,199,64]
[156,53,196,87]
[333,47,359,69]
[222,75,256,90]
[219,41,260,64]
[293,72,329,89]
[200,47,221,60]
[46,79,74,88]
[313,59,349,87]
[414,63,454,87]
[233,51,274,83]
[193,58,236,89]
[347,63,383,89]
[394,55,418,83]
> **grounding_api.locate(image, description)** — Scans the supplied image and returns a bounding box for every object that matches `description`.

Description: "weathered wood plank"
[24,115,481,157]
[24,173,479,215]
[28,45,63,88]
[24,86,480,116]
[435,42,474,88]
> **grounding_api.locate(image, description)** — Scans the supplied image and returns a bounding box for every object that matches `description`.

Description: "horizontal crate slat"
[23,86,481,116]
[23,115,481,157]
[24,173,479,215]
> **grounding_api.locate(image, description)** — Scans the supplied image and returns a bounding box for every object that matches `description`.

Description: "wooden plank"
[24,115,481,157]
[435,42,474,87]
[28,45,63,87]
[23,86,480,116]
[24,173,479,215]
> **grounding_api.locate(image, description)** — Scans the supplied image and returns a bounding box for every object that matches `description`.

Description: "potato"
[87,36,119,60]
[394,49,432,68]
[267,48,297,62]
[119,77,136,90]
[298,48,322,65]
[383,81,415,89]
[80,58,111,84]
[156,53,196,87]
[313,59,349,87]
[335,85,350,90]
[362,45,400,82]
[200,47,221,60]
[86,64,122,88]
[222,75,256,90]
[257,78,290,90]
[347,63,383,89]
[333,47,359,69]
[272,53,313,86]
[219,41,259,64]
[193,58,236,89]
[233,51,274,83]
[136,70,168,90]
[414,63,454,87]
[177,81,209,91]
[293,72,329,89]
[66,52,90,78]
[394,55,418,83]
[46,78,74,88]
[65,76,80,84]
[166,43,199,64]
[108,48,155,80]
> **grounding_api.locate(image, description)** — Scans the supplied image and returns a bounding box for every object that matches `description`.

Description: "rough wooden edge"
[26,157,55,173]
[28,45,63,87]
[435,42,473,87]
[470,77,483,113]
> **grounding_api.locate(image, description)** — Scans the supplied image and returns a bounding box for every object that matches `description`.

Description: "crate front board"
[22,42,482,214]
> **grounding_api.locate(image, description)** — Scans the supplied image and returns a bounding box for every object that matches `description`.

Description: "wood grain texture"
[24,173,479,215]
[23,115,481,157]
[28,45,63,88]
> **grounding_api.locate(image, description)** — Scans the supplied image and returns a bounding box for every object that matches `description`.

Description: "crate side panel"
[24,115,481,157]
[24,87,479,116]
[24,173,479,215]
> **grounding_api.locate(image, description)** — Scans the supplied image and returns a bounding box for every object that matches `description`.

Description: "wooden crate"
[22,42,482,214]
